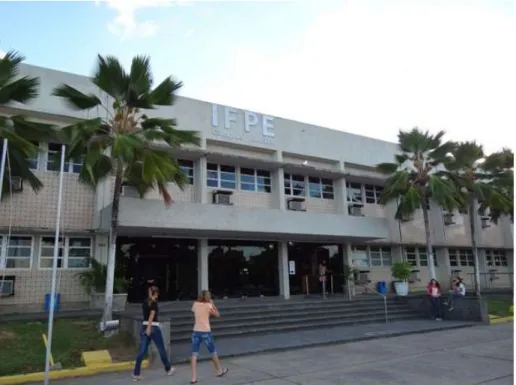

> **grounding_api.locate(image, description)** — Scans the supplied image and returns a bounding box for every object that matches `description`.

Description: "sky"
[0,0,514,153]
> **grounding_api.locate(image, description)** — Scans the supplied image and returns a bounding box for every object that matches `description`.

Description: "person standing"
[191,290,229,384]
[318,260,328,296]
[427,279,443,321]
[132,286,175,381]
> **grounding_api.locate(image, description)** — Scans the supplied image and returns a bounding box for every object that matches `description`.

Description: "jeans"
[429,297,442,318]
[191,331,217,357]
[447,292,463,307]
[133,326,171,376]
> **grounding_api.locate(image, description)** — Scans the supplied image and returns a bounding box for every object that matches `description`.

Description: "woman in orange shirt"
[190,290,229,384]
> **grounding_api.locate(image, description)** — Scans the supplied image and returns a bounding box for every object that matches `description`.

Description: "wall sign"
[289,260,296,275]
[211,104,275,145]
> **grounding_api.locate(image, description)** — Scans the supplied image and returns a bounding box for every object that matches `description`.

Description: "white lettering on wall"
[211,104,275,145]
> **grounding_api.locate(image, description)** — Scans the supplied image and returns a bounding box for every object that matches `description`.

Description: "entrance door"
[129,255,173,302]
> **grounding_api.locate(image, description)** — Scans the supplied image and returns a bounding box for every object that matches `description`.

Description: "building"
[0,64,513,313]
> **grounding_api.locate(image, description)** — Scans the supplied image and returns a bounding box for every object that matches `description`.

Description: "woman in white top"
[444,278,466,311]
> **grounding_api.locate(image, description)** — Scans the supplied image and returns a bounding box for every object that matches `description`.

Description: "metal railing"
[303,274,335,298]
[358,284,389,324]
[466,271,514,291]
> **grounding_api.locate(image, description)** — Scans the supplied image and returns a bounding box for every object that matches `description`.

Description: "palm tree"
[443,142,514,296]
[377,128,463,280]
[52,54,200,322]
[0,51,56,197]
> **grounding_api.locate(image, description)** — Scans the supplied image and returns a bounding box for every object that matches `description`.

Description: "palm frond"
[376,162,398,175]
[92,54,129,101]
[149,76,183,106]
[52,84,102,110]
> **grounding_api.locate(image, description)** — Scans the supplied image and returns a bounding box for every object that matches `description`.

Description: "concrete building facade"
[0,64,513,312]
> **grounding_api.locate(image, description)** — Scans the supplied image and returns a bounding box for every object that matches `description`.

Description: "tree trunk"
[102,160,124,324]
[469,197,481,296]
[422,205,436,280]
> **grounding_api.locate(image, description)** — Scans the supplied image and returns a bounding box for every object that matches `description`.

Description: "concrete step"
[169,308,414,336]
[167,303,408,328]
[169,313,422,342]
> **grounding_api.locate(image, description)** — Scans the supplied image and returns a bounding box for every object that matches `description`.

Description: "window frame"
[0,235,34,270]
[206,163,237,189]
[404,247,437,267]
[178,159,194,185]
[284,173,306,197]
[369,246,393,267]
[346,182,363,204]
[27,141,40,171]
[448,248,475,267]
[46,143,83,174]
[364,184,383,204]
[39,236,92,270]
[486,249,508,267]
[240,168,271,193]
[308,177,334,200]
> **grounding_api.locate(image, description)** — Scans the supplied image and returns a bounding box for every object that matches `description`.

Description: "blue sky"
[0,0,514,152]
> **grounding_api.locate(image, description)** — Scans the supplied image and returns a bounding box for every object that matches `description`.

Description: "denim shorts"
[191,331,216,356]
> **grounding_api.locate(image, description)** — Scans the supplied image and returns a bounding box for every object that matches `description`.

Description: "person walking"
[132,286,175,381]
[191,290,229,384]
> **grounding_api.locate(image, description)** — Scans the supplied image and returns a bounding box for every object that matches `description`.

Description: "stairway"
[160,295,422,343]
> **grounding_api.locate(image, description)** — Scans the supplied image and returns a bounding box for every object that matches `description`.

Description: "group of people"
[427,277,466,320]
[132,285,228,383]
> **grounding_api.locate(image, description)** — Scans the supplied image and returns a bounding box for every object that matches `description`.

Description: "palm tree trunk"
[102,159,124,324]
[469,197,481,296]
[422,205,436,280]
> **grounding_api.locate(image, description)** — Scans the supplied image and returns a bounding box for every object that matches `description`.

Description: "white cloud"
[97,0,193,39]
[0,50,5,59]
[198,1,515,153]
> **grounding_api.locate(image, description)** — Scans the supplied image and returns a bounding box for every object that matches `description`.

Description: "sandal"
[132,375,143,381]
[217,368,229,378]
[191,381,198,384]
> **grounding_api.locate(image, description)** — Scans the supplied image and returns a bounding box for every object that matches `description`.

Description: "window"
[178,159,194,185]
[284,174,305,196]
[448,248,474,267]
[240,168,271,193]
[0,235,33,269]
[46,143,83,173]
[486,249,508,267]
[308,177,334,199]
[351,246,369,268]
[207,163,236,189]
[404,247,437,267]
[364,184,383,204]
[370,247,392,267]
[27,141,39,170]
[39,237,91,269]
[346,182,363,203]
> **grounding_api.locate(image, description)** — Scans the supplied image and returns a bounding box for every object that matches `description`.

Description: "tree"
[377,128,463,280]
[52,54,200,323]
[443,142,513,296]
[0,51,56,197]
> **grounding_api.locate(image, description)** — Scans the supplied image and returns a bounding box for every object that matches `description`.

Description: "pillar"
[197,238,209,293]
[195,156,208,203]
[278,241,290,299]
[335,161,348,215]
[271,151,285,210]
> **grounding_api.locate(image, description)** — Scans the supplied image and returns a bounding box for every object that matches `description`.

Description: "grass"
[487,299,513,318]
[0,318,136,376]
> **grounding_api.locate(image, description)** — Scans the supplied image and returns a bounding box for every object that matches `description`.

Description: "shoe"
[449,307,454,311]
[436,318,442,321]
[217,368,229,377]
[132,375,142,381]
[167,367,176,376]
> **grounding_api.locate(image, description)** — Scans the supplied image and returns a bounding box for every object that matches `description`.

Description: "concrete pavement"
[45,323,513,385]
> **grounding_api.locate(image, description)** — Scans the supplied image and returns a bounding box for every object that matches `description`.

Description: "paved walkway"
[45,323,513,385]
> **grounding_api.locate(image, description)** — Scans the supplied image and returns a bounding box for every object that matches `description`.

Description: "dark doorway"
[208,240,279,298]
[287,242,344,295]
[118,237,198,303]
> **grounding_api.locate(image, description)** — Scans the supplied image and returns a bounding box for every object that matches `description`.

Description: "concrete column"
[195,156,208,203]
[501,216,514,249]
[435,248,450,284]
[197,238,209,293]
[429,200,445,245]
[278,241,290,299]
[391,246,403,263]
[344,243,354,297]
[271,151,285,210]
[335,161,348,215]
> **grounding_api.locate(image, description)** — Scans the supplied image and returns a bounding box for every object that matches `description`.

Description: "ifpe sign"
[211,104,274,145]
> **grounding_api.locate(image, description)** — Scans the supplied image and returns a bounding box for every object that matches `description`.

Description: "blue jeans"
[429,297,442,318]
[191,331,217,357]
[133,326,171,376]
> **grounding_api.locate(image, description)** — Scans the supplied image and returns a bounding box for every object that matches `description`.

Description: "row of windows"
[449,249,508,267]
[347,182,384,204]
[351,246,393,268]
[0,235,91,269]
[486,249,508,267]
[284,174,334,199]
[27,143,84,174]
[405,247,438,267]
[206,163,272,193]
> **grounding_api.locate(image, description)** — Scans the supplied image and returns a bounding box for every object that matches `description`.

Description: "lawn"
[487,298,514,318]
[0,318,136,376]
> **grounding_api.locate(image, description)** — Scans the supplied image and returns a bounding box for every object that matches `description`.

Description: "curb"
[0,360,149,385]
[170,323,478,365]
[490,316,513,325]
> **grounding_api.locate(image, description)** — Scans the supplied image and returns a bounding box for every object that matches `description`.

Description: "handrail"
[358,284,388,324]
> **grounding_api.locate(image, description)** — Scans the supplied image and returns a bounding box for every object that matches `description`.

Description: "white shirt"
[456,283,466,295]
[431,287,439,297]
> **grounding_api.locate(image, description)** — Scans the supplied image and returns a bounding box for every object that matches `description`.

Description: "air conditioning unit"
[488,269,499,281]
[348,205,364,216]
[287,199,306,211]
[121,185,139,198]
[355,271,371,284]
[10,177,23,192]
[213,192,232,205]
[443,212,456,226]
[0,277,15,297]
[409,270,421,283]
[481,215,491,229]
